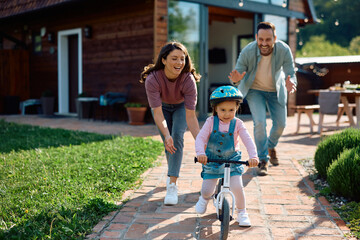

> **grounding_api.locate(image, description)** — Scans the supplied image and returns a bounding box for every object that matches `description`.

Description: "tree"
[168,1,196,43]
[296,35,350,57]
[297,0,360,49]
[349,36,360,55]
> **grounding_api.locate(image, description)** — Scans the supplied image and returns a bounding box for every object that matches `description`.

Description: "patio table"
[308,89,360,128]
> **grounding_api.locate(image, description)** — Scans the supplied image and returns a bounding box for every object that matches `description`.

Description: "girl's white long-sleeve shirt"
[195,116,258,159]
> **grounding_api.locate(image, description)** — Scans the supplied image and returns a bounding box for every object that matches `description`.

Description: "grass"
[0,120,163,239]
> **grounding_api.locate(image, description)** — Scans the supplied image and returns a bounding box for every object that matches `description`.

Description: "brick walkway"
[1,114,353,239]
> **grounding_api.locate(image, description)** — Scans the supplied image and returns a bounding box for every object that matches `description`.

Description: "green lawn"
[0,120,163,239]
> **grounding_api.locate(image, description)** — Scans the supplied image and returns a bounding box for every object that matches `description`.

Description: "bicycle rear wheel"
[219,198,230,240]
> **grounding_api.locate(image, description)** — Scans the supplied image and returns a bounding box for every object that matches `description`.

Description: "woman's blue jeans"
[158,102,187,178]
[246,89,286,161]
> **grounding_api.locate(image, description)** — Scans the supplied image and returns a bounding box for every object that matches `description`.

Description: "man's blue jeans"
[159,102,187,178]
[245,89,286,161]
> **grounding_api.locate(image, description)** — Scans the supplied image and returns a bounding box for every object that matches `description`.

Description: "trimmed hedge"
[327,146,360,201]
[314,128,360,178]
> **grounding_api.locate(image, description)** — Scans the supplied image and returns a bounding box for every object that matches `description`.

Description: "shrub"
[41,89,54,97]
[327,146,360,201]
[314,128,360,178]
[124,102,146,108]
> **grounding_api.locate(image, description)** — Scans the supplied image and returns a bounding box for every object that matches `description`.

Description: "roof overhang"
[296,55,360,65]
[186,0,316,23]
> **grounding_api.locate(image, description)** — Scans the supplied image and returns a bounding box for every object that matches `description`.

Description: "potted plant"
[41,89,55,116]
[124,102,147,125]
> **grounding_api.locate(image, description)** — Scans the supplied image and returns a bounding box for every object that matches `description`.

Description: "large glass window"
[248,0,268,3]
[248,0,287,7]
[168,0,200,71]
[271,0,287,7]
[264,14,288,42]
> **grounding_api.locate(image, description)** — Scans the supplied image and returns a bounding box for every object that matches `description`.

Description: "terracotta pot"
[126,107,147,125]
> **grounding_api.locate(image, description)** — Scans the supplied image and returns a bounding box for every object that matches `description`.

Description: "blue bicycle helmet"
[209,85,243,106]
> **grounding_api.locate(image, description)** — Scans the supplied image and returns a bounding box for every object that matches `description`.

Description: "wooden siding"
[289,0,307,13]
[287,17,298,115]
[0,50,29,113]
[0,0,155,107]
[154,0,168,58]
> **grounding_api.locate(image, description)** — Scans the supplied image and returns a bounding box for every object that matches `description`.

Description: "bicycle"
[194,157,249,240]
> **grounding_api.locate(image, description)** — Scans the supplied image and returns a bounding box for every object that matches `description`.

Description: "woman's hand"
[248,158,259,168]
[165,135,177,154]
[197,155,208,165]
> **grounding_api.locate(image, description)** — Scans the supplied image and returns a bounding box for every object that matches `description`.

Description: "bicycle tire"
[219,198,230,240]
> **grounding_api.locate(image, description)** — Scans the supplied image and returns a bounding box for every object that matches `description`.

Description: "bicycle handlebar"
[194,157,249,166]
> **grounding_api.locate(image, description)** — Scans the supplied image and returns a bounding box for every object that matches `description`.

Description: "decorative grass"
[0,120,163,239]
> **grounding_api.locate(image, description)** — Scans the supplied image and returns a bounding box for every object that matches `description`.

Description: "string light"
[239,0,244,7]
[335,19,339,26]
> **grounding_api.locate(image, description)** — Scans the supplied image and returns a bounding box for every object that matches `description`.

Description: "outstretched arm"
[185,109,200,139]
[228,70,246,85]
[286,75,297,94]
[152,106,177,154]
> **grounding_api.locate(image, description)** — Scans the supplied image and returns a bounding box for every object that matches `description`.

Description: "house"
[0,0,316,119]
[295,55,360,105]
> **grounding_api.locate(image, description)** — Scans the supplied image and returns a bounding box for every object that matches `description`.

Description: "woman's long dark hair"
[140,41,201,83]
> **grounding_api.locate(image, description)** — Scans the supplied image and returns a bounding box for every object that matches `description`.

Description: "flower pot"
[41,96,54,116]
[126,107,147,125]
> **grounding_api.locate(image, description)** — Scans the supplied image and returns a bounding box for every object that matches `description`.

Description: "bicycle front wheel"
[219,198,230,240]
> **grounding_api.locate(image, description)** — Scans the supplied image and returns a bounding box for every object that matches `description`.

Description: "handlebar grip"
[194,157,249,166]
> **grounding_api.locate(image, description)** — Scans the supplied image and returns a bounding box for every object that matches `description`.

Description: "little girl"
[195,85,259,227]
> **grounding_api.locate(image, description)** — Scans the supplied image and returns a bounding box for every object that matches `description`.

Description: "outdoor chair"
[318,91,341,134]
[97,83,132,121]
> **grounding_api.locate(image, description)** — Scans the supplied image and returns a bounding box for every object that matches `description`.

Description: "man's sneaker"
[164,182,178,205]
[268,148,279,166]
[237,211,251,227]
[195,196,209,214]
[257,160,268,176]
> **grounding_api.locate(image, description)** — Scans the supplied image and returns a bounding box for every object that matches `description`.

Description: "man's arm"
[283,46,297,94]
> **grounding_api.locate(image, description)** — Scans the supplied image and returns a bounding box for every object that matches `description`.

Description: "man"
[229,22,297,176]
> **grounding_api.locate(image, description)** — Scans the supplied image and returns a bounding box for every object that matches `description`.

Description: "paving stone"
[1,114,351,239]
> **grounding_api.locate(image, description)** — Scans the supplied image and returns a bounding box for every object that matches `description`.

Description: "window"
[248,0,269,3]
[264,14,288,42]
[168,0,200,70]
[33,34,42,54]
[237,35,253,56]
[248,0,287,7]
[271,0,287,7]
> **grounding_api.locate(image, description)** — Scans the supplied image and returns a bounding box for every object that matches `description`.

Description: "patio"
[0,113,353,239]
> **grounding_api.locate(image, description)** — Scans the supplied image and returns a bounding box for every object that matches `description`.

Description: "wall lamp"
[84,26,92,38]
[47,32,55,43]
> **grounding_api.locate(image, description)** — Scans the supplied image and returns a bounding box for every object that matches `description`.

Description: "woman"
[140,41,201,205]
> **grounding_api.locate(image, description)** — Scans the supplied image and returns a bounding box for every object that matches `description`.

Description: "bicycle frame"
[216,163,236,219]
[194,157,249,219]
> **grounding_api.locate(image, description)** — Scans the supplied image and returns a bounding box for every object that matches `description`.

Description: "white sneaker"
[195,196,209,214]
[237,211,251,227]
[164,182,178,205]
